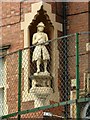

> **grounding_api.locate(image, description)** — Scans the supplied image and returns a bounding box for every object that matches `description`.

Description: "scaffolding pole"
[76,33,80,119]
[18,50,22,120]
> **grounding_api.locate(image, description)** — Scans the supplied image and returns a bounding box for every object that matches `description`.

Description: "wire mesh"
[20,34,76,118]
[0,32,90,119]
[79,32,90,98]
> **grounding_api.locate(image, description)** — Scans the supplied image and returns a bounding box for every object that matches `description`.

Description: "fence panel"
[1,32,90,119]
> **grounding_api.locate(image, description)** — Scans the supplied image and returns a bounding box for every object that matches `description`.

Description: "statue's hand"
[37,39,49,45]
[45,42,49,45]
[38,39,45,44]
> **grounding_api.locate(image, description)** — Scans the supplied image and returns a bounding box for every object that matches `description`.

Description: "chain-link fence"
[0,32,90,119]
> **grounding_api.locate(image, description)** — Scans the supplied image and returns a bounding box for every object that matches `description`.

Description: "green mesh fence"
[0,32,90,120]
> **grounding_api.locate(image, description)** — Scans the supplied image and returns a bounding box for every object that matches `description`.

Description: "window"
[0,58,4,116]
[0,44,10,116]
[0,88,4,116]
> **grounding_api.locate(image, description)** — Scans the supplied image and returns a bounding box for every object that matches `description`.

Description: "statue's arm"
[45,34,49,45]
[45,34,48,41]
[32,34,38,45]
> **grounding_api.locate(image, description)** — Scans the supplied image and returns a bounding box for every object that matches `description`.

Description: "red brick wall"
[66,2,89,90]
[1,1,90,118]
[67,2,89,34]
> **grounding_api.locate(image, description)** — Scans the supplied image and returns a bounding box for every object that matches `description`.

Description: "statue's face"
[38,26,44,32]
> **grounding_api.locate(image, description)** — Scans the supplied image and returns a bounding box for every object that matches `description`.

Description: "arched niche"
[21,2,62,103]
[29,6,54,76]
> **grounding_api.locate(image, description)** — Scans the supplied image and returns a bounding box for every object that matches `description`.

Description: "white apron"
[32,45,50,61]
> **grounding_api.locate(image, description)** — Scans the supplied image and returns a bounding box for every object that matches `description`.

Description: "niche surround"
[21,1,63,104]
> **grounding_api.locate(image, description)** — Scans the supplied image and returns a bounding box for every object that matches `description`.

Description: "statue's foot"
[45,70,48,73]
[44,70,50,75]
[34,70,40,75]
[37,69,40,73]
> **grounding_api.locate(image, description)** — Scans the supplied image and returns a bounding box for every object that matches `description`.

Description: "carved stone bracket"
[30,73,53,88]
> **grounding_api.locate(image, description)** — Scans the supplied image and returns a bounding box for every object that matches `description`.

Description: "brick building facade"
[0,1,90,119]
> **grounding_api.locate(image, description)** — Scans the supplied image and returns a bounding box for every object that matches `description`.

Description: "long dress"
[32,32,50,61]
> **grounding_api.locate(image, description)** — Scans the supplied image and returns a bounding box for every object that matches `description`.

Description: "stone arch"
[29,6,54,42]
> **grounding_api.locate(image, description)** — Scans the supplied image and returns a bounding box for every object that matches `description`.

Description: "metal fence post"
[75,33,80,119]
[18,50,22,120]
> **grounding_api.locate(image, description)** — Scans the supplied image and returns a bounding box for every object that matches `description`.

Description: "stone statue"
[32,22,50,74]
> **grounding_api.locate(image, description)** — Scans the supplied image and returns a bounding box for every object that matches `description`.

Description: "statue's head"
[37,22,45,32]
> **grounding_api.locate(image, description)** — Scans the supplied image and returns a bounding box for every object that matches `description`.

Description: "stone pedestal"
[30,73,53,107]
[30,87,53,107]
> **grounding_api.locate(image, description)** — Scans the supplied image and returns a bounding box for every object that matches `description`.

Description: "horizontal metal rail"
[2,97,90,119]
[2,31,90,57]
